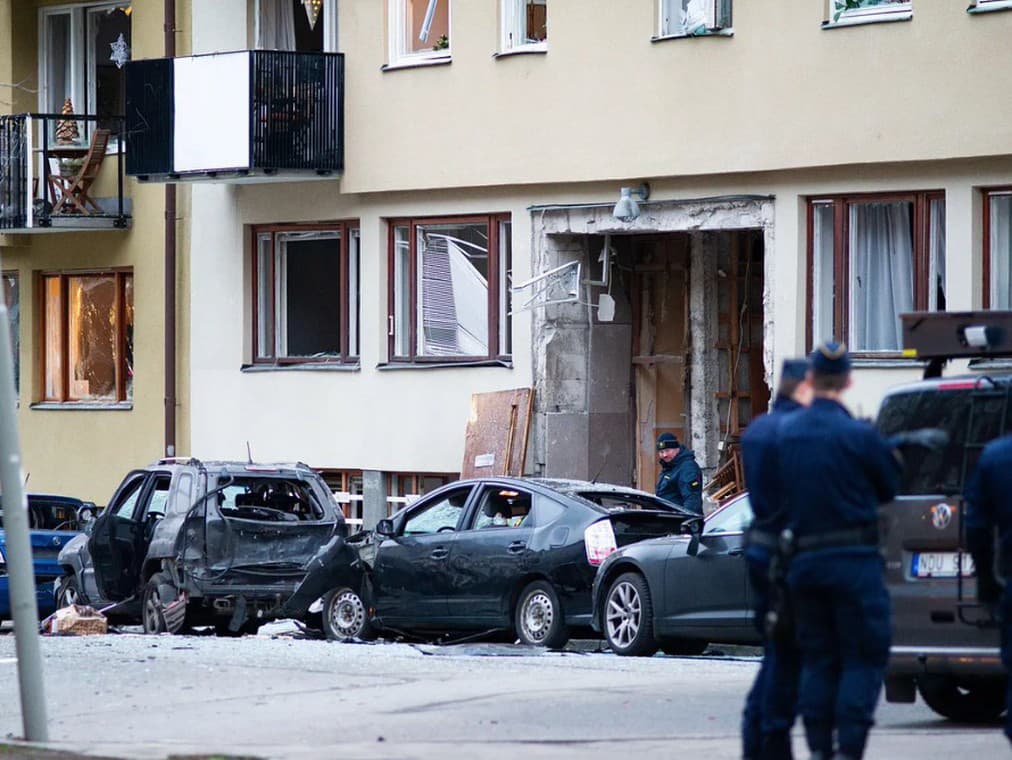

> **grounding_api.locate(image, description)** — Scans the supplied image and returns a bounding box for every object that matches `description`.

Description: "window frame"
[386,213,512,364]
[250,221,360,367]
[500,0,547,53]
[983,187,1012,310]
[656,0,732,39]
[388,0,452,67]
[254,0,339,52]
[38,267,133,404]
[971,0,1012,10]
[825,0,912,27]
[805,191,944,357]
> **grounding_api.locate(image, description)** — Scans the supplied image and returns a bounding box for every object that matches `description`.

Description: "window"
[827,0,911,26]
[2,272,18,395]
[973,0,1012,9]
[111,477,144,519]
[703,495,753,535]
[389,215,512,361]
[984,189,1012,310]
[255,0,338,52]
[252,223,359,365]
[471,486,533,529]
[808,193,945,354]
[501,1,547,52]
[389,0,451,64]
[39,3,131,134]
[402,486,471,535]
[658,0,731,37]
[41,269,133,403]
[386,472,457,517]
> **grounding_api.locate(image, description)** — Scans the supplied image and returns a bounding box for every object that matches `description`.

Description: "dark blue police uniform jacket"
[656,448,703,515]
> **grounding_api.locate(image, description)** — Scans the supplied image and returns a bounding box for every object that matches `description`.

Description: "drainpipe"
[164,0,177,457]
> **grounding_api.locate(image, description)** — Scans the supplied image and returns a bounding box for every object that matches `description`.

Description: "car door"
[444,483,537,625]
[89,472,171,600]
[658,495,753,638]
[372,484,474,626]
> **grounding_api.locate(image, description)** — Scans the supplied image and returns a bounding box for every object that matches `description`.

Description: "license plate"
[911,552,976,578]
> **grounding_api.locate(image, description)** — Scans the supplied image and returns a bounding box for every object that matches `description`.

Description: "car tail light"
[584,520,617,566]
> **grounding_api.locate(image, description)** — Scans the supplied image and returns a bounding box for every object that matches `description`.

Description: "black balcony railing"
[126,50,344,181]
[0,113,128,231]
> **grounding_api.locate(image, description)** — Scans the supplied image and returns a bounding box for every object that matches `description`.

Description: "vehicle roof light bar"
[901,311,1012,361]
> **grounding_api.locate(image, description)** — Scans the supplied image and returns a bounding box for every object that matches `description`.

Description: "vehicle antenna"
[246,441,254,465]
[590,442,611,484]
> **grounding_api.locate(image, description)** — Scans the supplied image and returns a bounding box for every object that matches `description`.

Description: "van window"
[877,388,1009,495]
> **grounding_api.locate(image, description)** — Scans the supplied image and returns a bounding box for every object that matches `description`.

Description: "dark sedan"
[591,492,758,656]
[290,477,694,648]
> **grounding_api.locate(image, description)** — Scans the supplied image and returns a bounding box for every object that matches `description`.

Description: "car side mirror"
[375,518,395,537]
[682,517,703,557]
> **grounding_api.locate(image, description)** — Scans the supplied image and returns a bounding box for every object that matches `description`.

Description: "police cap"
[810,340,852,375]
[780,358,809,382]
[656,432,679,451]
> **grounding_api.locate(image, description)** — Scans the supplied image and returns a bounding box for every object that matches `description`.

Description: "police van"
[876,311,1012,721]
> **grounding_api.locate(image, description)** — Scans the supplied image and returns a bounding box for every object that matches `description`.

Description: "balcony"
[125,51,344,183]
[0,114,129,233]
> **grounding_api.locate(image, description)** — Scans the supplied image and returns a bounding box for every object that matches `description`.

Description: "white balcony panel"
[173,53,250,173]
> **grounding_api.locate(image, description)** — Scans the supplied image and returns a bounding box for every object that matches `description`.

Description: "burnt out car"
[590,492,757,656]
[288,478,694,648]
[56,459,344,635]
[877,311,1012,721]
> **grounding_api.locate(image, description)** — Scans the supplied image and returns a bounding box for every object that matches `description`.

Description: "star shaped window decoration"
[110,33,130,69]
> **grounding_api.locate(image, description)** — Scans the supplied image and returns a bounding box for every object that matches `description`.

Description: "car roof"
[146,459,321,477]
[883,372,1012,399]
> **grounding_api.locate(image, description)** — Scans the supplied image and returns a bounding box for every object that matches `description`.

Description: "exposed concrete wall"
[688,233,720,472]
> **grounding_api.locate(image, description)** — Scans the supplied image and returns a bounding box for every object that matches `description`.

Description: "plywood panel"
[461,388,534,479]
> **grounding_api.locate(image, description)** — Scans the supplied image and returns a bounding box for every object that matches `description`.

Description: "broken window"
[659,0,731,37]
[985,190,1012,310]
[40,3,131,136]
[501,0,547,51]
[808,193,944,354]
[388,214,511,362]
[402,486,471,535]
[2,271,18,396]
[386,472,457,517]
[218,477,327,522]
[41,269,133,403]
[827,0,911,26]
[389,0,451,64]
[253,222,359,365]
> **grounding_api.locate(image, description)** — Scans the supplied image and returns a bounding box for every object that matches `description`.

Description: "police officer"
[741,358,812,760]
[655,432,703,515]
[777,341,901,760]
[964,433,1012,746]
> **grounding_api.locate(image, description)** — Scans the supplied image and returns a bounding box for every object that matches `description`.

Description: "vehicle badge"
[930,503,953,531]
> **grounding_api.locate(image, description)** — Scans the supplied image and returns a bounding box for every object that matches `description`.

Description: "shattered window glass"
[42,271,133,403]
[403,487,471,535]
[1,272,18,395]
[218,478,326,522]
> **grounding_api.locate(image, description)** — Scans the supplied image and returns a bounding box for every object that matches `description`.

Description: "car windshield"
[877,387,1012,495]
[0,498,85,531]
[703,495,753,535]
[216,477,326,521]
[576,492,678,513]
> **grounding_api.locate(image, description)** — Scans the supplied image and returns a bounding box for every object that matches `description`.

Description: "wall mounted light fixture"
[612,182,650,222]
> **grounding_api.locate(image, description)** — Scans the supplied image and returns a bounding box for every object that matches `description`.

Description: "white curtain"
[991,195,1012,309]
[258,0,297,50]
[848,202,914,351]
[928,198,946,311]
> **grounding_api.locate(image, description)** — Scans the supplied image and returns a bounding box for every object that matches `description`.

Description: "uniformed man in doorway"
[740,358,812,760]
[777,341,901,760]
[655,432,703,515]
[964,434,1012,746]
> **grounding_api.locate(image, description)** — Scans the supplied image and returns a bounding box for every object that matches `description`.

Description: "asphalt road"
[0,623,1005,760]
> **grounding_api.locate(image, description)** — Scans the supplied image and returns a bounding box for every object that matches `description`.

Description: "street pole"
[0,277,48,741]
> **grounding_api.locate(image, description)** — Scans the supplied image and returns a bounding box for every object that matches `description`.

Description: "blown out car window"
[403,487,471,535]
[218,478,326,521]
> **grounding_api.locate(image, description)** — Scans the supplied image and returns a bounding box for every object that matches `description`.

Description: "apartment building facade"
[4,0,1012,517]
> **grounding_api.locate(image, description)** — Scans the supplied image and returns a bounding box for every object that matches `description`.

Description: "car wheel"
[55,574,84,608]
[515,580,569,649]
[321,586,375,641]
[917,675,1007,722]
[660,639,708,656]
[141,576,169,635]
[603,572,658,657]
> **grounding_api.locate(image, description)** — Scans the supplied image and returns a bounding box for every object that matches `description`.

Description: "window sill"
[30,401,133,411]
[382,56,452,72]
[651,28,734,42]
[822,11,912,29]
[493,45,548,58]
[850,355,924,369]
[968,1,1012,13]
[378,358,513,371]
[241,362,360,373]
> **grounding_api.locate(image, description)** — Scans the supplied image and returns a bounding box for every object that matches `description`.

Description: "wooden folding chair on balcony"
[51,128,111,215]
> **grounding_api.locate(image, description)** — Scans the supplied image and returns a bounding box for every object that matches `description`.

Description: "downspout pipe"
[164,0,177,457]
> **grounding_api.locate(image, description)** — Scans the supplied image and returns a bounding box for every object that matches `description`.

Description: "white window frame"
[827,1,912,27]
[657,0,731,39]
[388,0,451,66]
[971,0,1012,11]
[501,0,547,53]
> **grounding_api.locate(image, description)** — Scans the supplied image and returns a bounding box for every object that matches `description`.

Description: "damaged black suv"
[56,458,344,635]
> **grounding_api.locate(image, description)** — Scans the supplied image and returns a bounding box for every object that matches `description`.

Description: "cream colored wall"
[0,1,173,505]
[335,1,1012,194]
